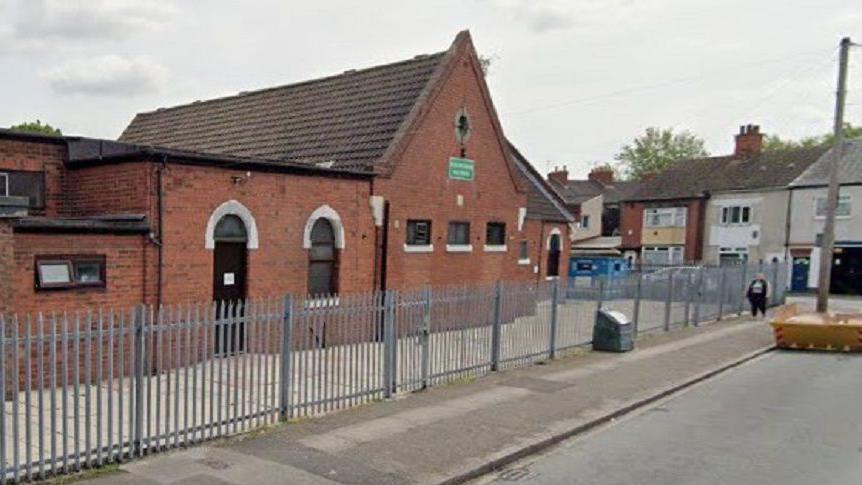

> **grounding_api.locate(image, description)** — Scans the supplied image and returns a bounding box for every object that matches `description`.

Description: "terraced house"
[0,31,571,315]
[620,125,826,267]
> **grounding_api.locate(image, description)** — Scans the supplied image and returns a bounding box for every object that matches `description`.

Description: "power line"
[503,47,834,117]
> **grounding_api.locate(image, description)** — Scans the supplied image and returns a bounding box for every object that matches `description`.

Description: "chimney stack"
[734,124,763,157]
[548,165,569,185]
[588,167,614,185]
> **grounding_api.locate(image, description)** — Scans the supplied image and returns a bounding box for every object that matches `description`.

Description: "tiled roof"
[791,139,862,187]
[508,143,575,223]
[119,49,450,171]
[627,146,828,201]
[549,177,640,206]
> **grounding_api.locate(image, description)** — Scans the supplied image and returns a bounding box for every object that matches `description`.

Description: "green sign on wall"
[448,157,475,181]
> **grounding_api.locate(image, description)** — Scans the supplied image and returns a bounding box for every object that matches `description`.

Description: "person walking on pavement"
[746,273,770,317]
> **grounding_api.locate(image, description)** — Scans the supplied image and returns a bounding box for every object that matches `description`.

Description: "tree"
[615,127,708,180]
[478,54,497,76]
[9,120,62,136]
[763,123,862,152]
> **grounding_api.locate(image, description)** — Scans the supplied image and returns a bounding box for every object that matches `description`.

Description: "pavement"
[71,313,776,485]
[481,350,862,485]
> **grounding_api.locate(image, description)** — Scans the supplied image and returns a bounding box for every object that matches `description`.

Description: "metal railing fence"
[0,262,786,481]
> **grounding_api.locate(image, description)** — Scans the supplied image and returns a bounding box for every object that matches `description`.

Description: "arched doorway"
[213,214,247,354]
[308,218,339,296]
[547,233,561,278]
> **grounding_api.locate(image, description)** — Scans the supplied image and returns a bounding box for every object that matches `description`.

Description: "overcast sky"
[1,0,860,177]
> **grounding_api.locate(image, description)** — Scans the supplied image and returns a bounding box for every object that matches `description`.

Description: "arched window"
[547,233,561,278]
[308,218,338,296]
[214,214,247,242]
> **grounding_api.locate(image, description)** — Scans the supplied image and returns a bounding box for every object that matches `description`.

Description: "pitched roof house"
[620,125,826,266]
[545,166,641,251]
[787,139,862,294]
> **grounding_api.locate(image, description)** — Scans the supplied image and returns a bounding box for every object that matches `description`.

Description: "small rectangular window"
[815,195,851,217]
[448,221,470,245]
[406,219,432,245]
[485,222,506,245]
[2,171,46,208]
[518,241,529,260]
[37,261,72,287]
[36,255,106,290]
[581,215,590,229]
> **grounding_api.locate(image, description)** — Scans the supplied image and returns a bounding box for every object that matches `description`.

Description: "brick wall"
[521,219,570,280]
[0,137,66,216]
[158,163,376,304]
[12,232,148,315]
[375,38,532,290]
[0,220,13,316]
[619,199,707,262]
[620,201,644,250]
[61,162,153,217]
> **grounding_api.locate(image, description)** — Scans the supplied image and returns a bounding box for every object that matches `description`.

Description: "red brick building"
[0,31,571,315]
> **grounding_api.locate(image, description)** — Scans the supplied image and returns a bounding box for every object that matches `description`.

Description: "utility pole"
[816,37,853,313]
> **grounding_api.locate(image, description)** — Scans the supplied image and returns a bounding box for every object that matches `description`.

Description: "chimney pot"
[548,165,569,185]
[734,123,764,157]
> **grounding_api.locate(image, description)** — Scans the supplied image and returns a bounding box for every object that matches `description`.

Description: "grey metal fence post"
[693,267,703,326]
[382,290,397,398]
[684,271,693,326]
[739,265,748,314]
[133,305,146,456]
[279,295,293,420]
[549,281,559,360]
[490,281,502,372]
[421,286,431,389]
[717,267,727,320]
[632,271,642,338]
[663,270,673,331]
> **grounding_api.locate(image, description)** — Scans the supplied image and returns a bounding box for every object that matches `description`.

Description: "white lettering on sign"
[223,272,235,286]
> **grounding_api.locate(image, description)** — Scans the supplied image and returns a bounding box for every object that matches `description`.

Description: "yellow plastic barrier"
[770,303,862,352]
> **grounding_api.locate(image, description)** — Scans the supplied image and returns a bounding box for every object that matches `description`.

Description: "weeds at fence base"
[44,463,120,484]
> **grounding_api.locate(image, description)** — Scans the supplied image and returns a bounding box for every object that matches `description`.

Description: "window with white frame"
[719,247,748,266]
[815,194,851,218]
[581,215,590,229]
[642,246,684,265]
[720,205,751,225]
[644,207,686,228]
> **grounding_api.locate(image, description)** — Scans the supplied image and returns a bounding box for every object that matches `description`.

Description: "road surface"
[483,350,862,485]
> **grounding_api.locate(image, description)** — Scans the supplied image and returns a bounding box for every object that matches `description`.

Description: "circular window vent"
[454,107,472,144]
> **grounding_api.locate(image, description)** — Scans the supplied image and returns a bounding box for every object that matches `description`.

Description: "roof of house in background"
[508,143,575,223]
[790,139,862,187]
[626,146,828,201]
[548,176,640,206]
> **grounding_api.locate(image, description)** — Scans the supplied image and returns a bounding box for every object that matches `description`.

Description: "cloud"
[488,0,649,33]
[42,55,169,96]
[0,0,178,53]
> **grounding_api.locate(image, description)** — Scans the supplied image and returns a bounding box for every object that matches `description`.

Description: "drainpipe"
[156,156,167,308]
